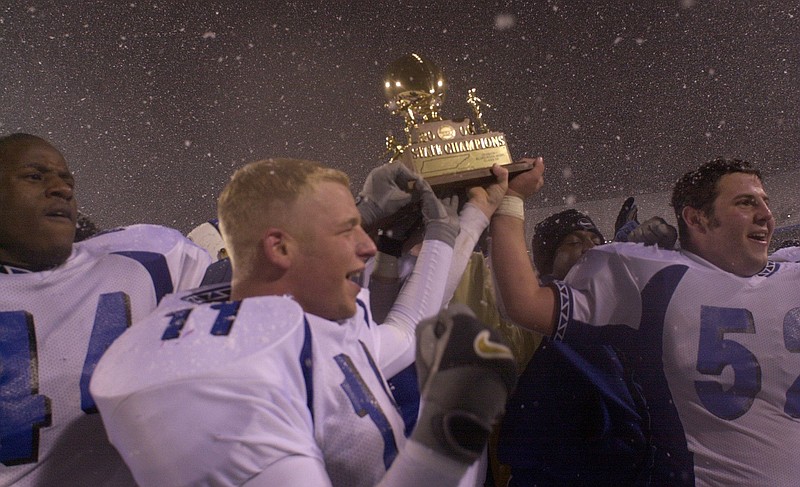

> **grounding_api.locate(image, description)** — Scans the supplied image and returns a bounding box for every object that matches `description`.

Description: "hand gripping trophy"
[383,53,530,191]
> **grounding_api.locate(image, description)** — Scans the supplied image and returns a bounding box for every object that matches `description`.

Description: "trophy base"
[426,160,534,194]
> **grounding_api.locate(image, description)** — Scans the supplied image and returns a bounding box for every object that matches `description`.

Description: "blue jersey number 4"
[0,311,51,466]
[0,292,130,465]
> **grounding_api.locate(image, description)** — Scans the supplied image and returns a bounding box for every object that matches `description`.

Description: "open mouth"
[748,232,768,243]
[45,208,75,222]
[347,269,363,285]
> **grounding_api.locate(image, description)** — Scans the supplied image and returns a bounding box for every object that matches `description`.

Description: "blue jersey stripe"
[301,318,314,421]
[356,298,371,328]
[112,251,173,303]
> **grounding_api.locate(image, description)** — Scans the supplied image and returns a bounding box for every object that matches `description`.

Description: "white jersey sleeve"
[770,246,800,262]
[555,242,672,339]
[0,224,211,487]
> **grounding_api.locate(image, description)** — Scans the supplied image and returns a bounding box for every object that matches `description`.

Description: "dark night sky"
[2,1,798,233]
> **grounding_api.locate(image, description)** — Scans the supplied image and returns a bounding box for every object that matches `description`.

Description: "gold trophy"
[383,53,531,191]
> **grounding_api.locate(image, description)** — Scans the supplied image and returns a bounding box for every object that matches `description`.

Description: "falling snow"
[494,13,516,31]
[1,1,798,234]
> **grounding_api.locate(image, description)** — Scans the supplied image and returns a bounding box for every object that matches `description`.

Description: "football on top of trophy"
[383,53,447,122]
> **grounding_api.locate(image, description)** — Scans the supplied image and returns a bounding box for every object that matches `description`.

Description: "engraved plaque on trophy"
[383,53,531,192]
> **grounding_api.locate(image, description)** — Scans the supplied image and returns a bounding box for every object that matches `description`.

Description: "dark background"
[2,1,797,233]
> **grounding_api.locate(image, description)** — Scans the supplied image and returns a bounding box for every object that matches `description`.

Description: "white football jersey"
[91,286,414,487]
[556,242,800,486]
[0,225,211,486]
[771,245,800,262]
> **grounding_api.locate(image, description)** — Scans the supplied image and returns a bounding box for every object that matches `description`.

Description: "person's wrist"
[505,187,525,199]
[423,221,458,247]
[493,195,524,220]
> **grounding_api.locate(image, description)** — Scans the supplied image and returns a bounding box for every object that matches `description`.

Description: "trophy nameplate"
[383,53,531,192]
[401,119,514,187]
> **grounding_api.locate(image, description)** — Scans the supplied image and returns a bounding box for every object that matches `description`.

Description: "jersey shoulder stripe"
[111,251,173,303]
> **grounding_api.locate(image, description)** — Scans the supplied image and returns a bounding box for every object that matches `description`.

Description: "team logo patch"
[474,330,513,359]
[758,261,779,277]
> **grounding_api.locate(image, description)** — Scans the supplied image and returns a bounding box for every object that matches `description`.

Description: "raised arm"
[442,163,509,303]
[489,158,558,335]
[370,164,509,321]
[379,178,458,377]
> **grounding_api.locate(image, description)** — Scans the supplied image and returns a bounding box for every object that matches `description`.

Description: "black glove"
[614,196,639,235]
[412,304,517,464]
[627,217,678,249]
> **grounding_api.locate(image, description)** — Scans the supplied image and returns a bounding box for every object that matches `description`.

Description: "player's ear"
[682,206,707,233]
[262,228,292,270]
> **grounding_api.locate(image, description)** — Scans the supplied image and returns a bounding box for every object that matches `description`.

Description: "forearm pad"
[423,220,459,248]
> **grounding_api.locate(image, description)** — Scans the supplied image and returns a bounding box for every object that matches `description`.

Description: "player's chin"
[742,254,769,276]
[33,240,73,269]
[330,301,357,321]
[748,242,770,261]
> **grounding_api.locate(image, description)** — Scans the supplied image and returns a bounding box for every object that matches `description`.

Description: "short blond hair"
[217,158,349,273]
